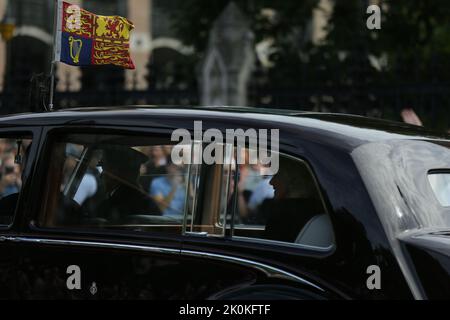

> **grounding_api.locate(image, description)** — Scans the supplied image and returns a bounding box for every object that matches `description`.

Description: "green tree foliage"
[380,0,450,82]
[379,0,450,128]
[169,0,317,53]
[168,0,450,130]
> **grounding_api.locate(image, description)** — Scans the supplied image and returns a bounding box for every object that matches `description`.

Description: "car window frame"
[0,127,41,232]
[24,124,336,254]
[26,125,194,243]
[228,149,336,253]
[183,141,235,238]
[173,131,337,254]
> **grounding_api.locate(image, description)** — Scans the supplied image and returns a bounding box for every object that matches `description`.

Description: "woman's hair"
[277,157,317,198]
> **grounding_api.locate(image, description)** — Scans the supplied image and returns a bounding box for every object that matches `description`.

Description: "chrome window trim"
[182,141,194,236]
[233,225,265,231]
[232,235,336,253]
[181,249,324,292]
[13,237,181,255]
[189,141,203,234]
[11,237,324,292]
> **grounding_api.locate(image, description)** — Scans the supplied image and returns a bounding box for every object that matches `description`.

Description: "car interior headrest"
[295,214,335,249]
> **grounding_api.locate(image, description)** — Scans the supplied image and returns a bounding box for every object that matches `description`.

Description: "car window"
[428,172,450,207]
[230,149,335,249]
[38,133,194,235]
[0,137,32,227]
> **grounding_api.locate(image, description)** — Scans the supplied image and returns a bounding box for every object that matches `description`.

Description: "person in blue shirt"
[150,162,186,218]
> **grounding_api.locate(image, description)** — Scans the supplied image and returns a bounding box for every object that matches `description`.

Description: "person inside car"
[149,160,186,218]
[0,142,30,225]
[0,155,22,198]
[139,145,169,192]
[96,145,161,223]
[261,157,324,243]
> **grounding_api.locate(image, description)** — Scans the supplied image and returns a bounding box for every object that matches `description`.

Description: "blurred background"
[0,0,449,132]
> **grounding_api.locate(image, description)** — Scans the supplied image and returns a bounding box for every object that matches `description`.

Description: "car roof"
[0,106,448,152]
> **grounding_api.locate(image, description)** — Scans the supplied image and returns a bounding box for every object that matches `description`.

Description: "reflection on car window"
[230,149,335,249]
[428,173,450,207]
[0,137,32,226]
[39,134,192,235]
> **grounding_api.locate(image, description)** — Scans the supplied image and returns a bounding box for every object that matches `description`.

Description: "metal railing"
[1,84,449,132]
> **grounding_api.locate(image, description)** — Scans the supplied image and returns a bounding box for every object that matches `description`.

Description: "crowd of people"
[60,143,277,225]
[0,139,30,199]
[60,144,190,222]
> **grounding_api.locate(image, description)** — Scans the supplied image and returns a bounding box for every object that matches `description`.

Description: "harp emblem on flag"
[69,36,82,64]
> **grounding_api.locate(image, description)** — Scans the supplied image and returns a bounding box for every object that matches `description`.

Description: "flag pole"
[48,63,56,111]
[48,0,60,111]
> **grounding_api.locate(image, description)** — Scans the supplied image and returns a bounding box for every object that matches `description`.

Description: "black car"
[0,106,449,300]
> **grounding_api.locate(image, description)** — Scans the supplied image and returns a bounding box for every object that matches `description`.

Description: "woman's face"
[270,173,287,200]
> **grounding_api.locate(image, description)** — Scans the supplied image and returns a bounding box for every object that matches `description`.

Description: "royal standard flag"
[54,1,135,69]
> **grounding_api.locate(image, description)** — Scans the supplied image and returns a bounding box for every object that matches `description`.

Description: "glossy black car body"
[0,106,449,300]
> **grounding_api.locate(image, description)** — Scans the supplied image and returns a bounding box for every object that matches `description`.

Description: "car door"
[179,139,341,300]
[0,128,40,299]
[14,125,284,300]
[14,126,193,299]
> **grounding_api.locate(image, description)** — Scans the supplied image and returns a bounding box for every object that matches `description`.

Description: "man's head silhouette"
[101,145,148,192]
